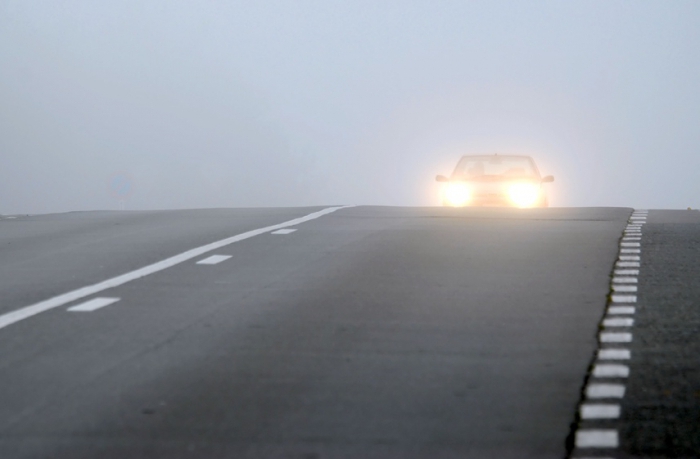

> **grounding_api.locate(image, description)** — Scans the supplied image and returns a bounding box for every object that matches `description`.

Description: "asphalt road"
[0,206,694,458]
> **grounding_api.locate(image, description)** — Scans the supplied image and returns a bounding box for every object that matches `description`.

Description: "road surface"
[0,206,697,458]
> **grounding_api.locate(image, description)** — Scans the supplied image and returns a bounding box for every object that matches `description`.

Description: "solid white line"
[271,229,297,235]
[598,349,631,360]
[575,429,619,448]
[608,306,636,315]
[600,332,633,343]
[580,404,620,419]
[196,254,232,265]
[586,383,626,399]
[613,277,637,284]
[593,364,629,378]
[612,285,637,293]
[603,317,634,327]
[614,269,639,276]
[0,206,351,330]
[67,297,120,312]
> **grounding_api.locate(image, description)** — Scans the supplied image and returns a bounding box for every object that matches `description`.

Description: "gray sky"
[2,0,699,213]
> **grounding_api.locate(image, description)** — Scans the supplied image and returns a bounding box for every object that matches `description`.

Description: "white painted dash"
[618,256,640,262]
[598,349,631,360]
[620,248,641,253]
[614,269,639,276]
[575,429,619,448]
[196,255,232,265]
[616,261,640,268]
[603,317,634,327]
[612,285,637,293]
[271,229,297,235]
[608,306,636,315]
[613,277,638,284]
[67,297,120,312]
[580,404,621,419]
[600,332,633,343]
[621,242,641,248]
[586,383,626,399]
[611,294,637,303]
[593,364,630,378]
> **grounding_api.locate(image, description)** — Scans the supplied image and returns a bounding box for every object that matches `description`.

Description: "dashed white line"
[611,285,637,293]
[580,404,621,419]
[586,383,626,399]
[621,242,641,248]
[196,254,232,265]
[593,364,630,378]
[608,306,636,315]
[611,294,637,303]
[614,269,639,276]
[620,248,641,253]
[612,277,637,284]
[600,332,633,343]
[616,261,640,268]
[602,317,634,327]
[0,206,351,330]
[67,297,120,312]
[598,348,631,360]
[575,429,619,448]
[618,256,640,262]
[271,229,297,235]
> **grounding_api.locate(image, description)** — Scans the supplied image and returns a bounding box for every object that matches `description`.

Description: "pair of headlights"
[444,182,541,208]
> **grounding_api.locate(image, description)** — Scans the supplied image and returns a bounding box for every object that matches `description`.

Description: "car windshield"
[452,156,539,181]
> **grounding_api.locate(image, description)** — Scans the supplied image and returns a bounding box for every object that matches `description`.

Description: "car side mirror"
[435,175,449,182]
[541,175,554,183]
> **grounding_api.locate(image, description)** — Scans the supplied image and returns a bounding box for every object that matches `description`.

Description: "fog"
[2,1,699,213]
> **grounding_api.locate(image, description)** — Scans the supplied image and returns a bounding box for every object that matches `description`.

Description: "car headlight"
[444,182,471,207]
[508,183,540,208]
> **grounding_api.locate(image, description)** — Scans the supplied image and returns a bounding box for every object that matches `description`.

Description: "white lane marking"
[600,332,633,343]
[196,254,232,265]
[580,404,621,419]
[611,294,637,303]
[616,261,640,268]
[586,384,626,399]
[613,277,637,284]
[622,236,641,240]
[614,269,639,276]
[0,206,351,330]
[620,248,641,253]
[593,364,630,378]
[603,317,634,327]
[598,349,631,360]
[618,256,640,262]
[621,242,641,248]
[5,216,17,219]
[575,429,619,448]
[67,297,120,312]
[608,306,636,315]
[271,229,297,235]
[612,285,637,293]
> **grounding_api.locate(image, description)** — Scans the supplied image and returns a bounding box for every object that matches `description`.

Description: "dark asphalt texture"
[615,209,700,458]
[0,206,639,458]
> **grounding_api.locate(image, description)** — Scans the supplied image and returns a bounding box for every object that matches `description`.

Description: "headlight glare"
[445,182,471,207]
[508,183,540,208]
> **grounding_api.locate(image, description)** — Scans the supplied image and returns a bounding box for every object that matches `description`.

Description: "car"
[436,154,554,208]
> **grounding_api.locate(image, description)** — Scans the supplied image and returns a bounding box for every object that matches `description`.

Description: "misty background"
[1,1,699,214]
